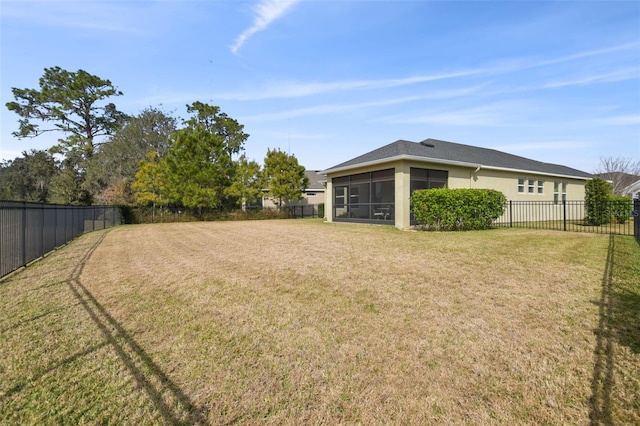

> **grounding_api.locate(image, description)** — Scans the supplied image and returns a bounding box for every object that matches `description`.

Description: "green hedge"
[410,188,506,231]
[610,195,632,224]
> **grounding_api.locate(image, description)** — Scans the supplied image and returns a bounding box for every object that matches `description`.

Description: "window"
[332,169,394,221]
[528,179,535,194]
[306,192,317,197]
[410,168,448,193]
[518,178,525,193]
[554,181,567,204]
[537,180,544,194]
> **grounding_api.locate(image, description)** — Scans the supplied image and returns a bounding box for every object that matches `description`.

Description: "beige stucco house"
[262,170,326,209]
[321,138,594,229]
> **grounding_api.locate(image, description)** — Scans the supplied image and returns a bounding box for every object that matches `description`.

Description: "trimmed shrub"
[318,203,325,218]
[411,188,506,231]
[610,195,632,224]
[584,178,612,226]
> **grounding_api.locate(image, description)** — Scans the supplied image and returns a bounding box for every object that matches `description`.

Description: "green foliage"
[226,154,263,209]
[318,203,325,218]
[132,152,170,207]
[85,106,176,204]
[49,158,93,205]
[610,195,632,224]
[585,178,612,226]
[0,150,59,202]
[163,102,249,210]
[262,148,309,207]
[5,66,125,159]
[411,188,506,231]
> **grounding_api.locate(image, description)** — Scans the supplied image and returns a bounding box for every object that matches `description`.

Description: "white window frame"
[528,179,535,194]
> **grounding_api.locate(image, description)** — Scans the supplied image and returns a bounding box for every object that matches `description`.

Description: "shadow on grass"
[590,235,640,425]
[64,231,209,425]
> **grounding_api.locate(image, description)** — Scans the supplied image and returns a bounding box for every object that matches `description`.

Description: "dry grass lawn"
[1,219,639,425]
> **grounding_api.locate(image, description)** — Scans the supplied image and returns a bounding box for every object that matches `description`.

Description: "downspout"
[471,165,482,184]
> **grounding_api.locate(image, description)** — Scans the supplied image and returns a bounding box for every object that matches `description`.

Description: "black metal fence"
[0,201,121,278]
[494,199,638,238]
[283,204,323,219]
[635,199,640,244]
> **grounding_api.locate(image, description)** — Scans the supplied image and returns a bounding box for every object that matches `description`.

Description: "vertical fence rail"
[634,198,640,244]
[0,202,121,279]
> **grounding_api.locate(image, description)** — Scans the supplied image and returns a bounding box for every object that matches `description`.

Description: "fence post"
[509,201,513,228]
[41,203,45,260]
[634,198,640,244]
[563,199,567,232]
[22,201,27,269]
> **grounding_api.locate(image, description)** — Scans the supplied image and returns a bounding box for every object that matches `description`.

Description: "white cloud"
[588,115,640,126]
[216,71,485,100]
[542,67,640,89]
[1,1,152,34]
[230,0,301,55]
[379,104,510,127]
[240,86,486,121]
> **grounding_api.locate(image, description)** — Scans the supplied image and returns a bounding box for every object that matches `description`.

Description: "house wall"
[262,191,325,209]
[326,160,589,229]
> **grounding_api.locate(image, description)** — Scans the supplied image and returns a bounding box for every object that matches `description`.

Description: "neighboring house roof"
[305,170,326,191]
[322,138,594,180]
[622,179,640,198]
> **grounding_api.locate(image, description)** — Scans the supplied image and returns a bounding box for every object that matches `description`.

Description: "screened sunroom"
[332,169,395,223]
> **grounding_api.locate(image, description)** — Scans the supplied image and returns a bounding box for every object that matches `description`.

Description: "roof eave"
[320,155,592,180]
[320,155,479,175]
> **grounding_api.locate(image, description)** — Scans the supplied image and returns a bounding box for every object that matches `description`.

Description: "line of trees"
[2,67,309,212]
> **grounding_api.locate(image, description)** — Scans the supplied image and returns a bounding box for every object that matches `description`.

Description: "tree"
[132,152,170,222]
[6,66,125,159]
[164,102,249,211]
[226,154,263,209]
[262,148,309,207]
[0,150,59,202]
[584,177,612,226]
[85,106,177,204]
[49,154,93,205]
[594,156,640,195]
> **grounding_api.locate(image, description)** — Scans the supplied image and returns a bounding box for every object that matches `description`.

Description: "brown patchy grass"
[1,219,638,424]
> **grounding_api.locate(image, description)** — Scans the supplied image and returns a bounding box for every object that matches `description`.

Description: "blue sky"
[1,0,639,174]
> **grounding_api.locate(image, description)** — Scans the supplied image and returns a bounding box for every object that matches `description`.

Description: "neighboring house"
[321,138,594,229]
[595,172,640,196]
[262,170,326,208]
[621,179,640,199]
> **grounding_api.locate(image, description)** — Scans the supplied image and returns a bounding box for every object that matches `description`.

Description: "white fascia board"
[479,164,592,181]
[321,155,591,181]
[321,155,480,175]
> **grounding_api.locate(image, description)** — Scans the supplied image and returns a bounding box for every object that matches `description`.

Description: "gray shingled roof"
[304,170,326,190]
[323,138,593,179]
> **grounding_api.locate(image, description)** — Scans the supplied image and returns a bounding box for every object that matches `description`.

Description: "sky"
[1,0,639,174]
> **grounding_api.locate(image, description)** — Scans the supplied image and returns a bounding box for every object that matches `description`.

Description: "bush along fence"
[0,201,122,279]
[121,204,324,224]
[493,199,639,238]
